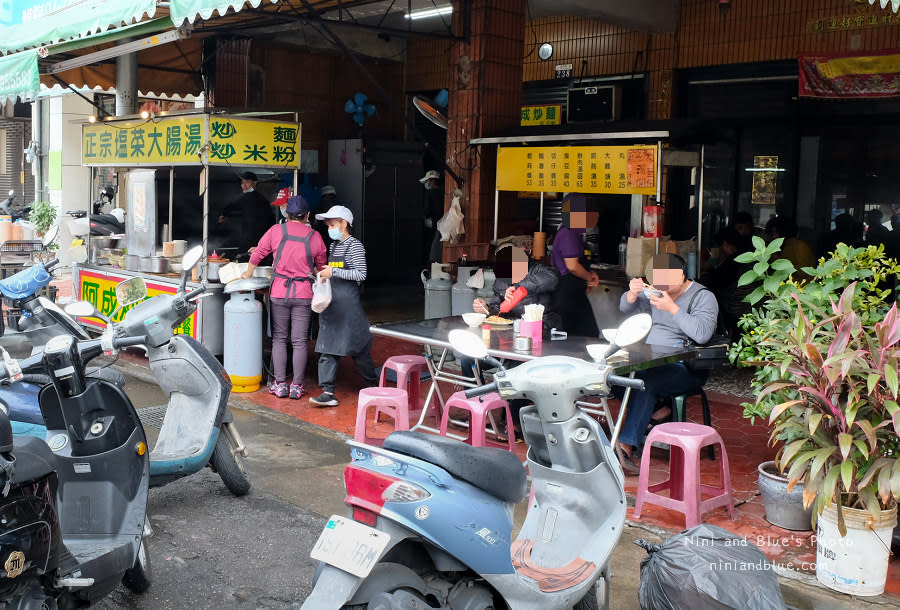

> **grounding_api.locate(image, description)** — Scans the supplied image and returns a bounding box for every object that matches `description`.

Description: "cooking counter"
[73,263,227,356]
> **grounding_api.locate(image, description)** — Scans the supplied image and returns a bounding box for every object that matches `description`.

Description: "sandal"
[615,445,640,475]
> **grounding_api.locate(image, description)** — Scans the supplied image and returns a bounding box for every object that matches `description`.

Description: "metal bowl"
[91,236,120,249]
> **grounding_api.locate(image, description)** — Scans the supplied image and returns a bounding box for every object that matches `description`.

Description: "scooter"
[0,189,30,221]
[65,188,126,238]
[301,314,653,610]
[65,246,251,496]
[0,303,153,607]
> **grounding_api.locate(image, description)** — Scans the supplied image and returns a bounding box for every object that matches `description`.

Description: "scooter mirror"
[183,245,203,271]
[64,300,104,320]
[614,313,652,348]
[7,190,13,197]
[42,225,59,247]
[449,328,488,360]
[115,277,147,307]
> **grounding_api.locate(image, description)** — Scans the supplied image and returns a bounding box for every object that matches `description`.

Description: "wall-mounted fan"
[345,93,376,126]
[413,95,448,130]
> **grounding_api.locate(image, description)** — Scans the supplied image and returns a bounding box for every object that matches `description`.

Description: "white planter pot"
[816,503,898,596]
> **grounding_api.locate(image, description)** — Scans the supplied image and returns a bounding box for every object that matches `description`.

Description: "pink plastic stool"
[377,355,429,422]
[355,387,409,446]
[439,391,515,452]
[633,422,735,528]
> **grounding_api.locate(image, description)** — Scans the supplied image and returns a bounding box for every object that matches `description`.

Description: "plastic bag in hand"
[437,194,464,242]
[311,272,332,313]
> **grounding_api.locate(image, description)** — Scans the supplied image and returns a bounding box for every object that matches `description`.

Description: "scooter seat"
[10,436,56,484]
[383,431,527,504]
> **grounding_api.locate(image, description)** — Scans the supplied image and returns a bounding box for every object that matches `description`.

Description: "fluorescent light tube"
[405,5,453,20]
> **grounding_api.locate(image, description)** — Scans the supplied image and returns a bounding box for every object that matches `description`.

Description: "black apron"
[272,224,314,298]
[315,240,372,356]
[554,272,600,337]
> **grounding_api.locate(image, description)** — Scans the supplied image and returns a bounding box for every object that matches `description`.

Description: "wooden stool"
[633,422,734,529]
[439,391,515,451]
[355,387,409,446]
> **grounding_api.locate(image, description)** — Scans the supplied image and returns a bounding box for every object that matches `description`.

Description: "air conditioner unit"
[567,85,621,122]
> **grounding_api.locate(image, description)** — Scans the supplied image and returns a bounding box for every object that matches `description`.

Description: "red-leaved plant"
[758,282,900,534]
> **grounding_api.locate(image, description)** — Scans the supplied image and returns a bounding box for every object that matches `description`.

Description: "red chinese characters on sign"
[627,148,656,190]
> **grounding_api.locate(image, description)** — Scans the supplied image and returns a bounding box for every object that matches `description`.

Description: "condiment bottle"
[481,323,491,346]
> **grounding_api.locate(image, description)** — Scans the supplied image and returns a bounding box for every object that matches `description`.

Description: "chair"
[354,387,410,446]
[665,387,714,459]
[439,391,515,451]
[633,422,735,529]
[377,355,429,423]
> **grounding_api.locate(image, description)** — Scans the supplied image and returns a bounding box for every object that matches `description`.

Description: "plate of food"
[485,315,514,327]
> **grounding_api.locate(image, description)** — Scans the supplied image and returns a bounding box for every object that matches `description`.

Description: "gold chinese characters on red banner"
[495,145,657,195]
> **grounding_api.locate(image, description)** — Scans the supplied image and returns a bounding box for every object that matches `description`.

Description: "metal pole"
[656,140,662,202]
[697,144,706,269]
[493,189,499,242]
[539,192,544,232]
[168,168,174,242]
[202,165,209,280]
[115,46,137,116]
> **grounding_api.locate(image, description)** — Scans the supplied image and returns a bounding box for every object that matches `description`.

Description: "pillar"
[445,0,526,249]
[115,46,138,116]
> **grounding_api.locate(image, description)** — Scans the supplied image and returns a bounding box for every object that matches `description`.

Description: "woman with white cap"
[309,205,378,406]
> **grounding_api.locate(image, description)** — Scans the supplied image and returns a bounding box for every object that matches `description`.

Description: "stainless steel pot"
[126,254,141,271]
[149,256,168,274]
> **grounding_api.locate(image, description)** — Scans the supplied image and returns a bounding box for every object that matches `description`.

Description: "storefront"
[73,110,300,354]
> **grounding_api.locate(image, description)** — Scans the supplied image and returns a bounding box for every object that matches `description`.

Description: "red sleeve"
[249,226,279,265]
[310,230,327,270]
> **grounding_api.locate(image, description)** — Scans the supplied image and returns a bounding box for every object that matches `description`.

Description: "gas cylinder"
[422,262,452,319]
[224,285,264,392]
[451,266,478,316]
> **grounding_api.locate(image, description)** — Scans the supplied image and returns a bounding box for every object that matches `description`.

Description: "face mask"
[423,183,431,190]
[328,227,343,240]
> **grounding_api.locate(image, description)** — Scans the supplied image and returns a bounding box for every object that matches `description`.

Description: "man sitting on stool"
[614,253,719,474]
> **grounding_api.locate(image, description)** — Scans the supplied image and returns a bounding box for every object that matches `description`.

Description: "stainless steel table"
[371,317,697,445]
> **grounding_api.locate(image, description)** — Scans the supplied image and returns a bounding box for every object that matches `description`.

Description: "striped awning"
[869,0,900,12]
[168,0,280,25]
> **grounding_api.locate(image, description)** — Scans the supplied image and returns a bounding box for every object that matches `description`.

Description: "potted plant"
[28,199,58,245]
[731,238,900,596]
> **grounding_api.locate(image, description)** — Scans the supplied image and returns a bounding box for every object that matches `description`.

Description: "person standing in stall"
[218,171,274,256]
[242,196,327,400]
[550,193,600,337]
[420,169,444,263]
[309,205,378,407]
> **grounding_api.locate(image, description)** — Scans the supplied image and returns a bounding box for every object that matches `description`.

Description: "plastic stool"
[439,391,515,451]
[377,355,429,422]
[355,387,410,446]
[667,387,714,459]
[633,422,734,529]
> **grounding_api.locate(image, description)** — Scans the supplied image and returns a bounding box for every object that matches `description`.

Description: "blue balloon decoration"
[345,92,376,127]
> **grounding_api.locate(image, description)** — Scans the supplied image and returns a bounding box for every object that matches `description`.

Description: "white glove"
[424,218,434,229]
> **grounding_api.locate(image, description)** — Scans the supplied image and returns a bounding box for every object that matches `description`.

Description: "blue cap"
[285,195,309,215]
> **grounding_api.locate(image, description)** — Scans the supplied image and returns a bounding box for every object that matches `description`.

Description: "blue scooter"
[302,314,652,610]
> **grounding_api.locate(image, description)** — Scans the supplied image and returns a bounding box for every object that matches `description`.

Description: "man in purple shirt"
[550,194,600,337]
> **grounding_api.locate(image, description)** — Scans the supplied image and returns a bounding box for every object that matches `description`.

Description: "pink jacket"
[250,222,327,299]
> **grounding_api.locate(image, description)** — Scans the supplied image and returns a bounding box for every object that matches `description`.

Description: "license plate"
[310,515,391,578]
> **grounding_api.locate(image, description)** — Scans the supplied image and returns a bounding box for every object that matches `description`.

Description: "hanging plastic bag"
[437,193,464,242]
[636,524,786,610]
[311,272,332,313]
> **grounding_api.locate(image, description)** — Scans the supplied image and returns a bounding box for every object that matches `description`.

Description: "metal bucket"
[125,254,141,271]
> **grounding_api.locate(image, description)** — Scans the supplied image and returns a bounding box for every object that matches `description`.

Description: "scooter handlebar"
[184,285,206,302]
[607,374,645,391]
[113,336,147,349]
[43,258,59,272]
[464,380,499,399]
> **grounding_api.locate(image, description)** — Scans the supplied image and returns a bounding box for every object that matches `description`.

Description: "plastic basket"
[0,240,42,254]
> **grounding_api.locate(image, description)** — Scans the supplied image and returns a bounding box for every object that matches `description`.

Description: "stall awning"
[168,0,279,25]
[869,0,900,13]
[0,0,159,55]
[0,50,40,103]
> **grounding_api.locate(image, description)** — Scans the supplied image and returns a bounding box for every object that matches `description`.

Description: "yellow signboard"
[78,270,196,337]
[82,114,301,168]
[83,116,205,166]
[496,145,657,195]
[208,118,300,168]
[520,105,562,126]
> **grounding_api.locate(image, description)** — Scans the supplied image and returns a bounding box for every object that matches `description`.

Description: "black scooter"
[0,323,152,607]
[66,188,126,237]
[0,190,30,222]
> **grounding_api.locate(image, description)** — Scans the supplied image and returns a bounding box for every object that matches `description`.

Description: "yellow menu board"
[82,116,206,166]
[82,115,301,168]
[496,145,657,195]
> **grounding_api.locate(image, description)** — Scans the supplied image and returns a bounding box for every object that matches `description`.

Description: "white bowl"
[462,312,486,327]
[601,328,617,343]
[586,343,627,362]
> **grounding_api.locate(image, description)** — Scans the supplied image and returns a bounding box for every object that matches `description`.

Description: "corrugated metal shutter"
[0,119,32,203]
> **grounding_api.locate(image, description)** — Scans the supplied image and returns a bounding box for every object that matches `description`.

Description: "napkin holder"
[520,319,543,345]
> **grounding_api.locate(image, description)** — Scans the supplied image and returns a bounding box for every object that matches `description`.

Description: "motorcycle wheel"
[573,575,609,610]
[211,425,251,496]
[122,536,152,593]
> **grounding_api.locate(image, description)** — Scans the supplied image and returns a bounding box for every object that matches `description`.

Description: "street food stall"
[489,140,663,329]
[73,111,301,355]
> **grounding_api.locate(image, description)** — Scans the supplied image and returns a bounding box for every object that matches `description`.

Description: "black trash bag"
[635,524,786,610]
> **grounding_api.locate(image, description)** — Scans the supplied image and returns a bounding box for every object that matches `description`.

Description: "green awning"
[0,0,159,55]
[0,50,40,103]
[869,0,900,12]
[168,0,279,25]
